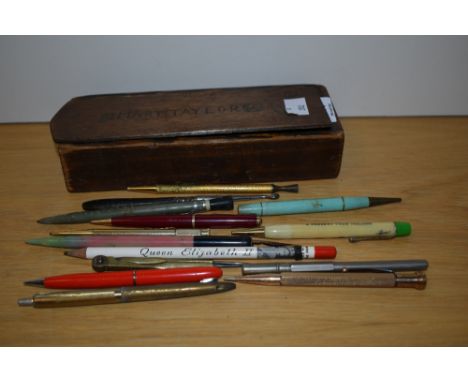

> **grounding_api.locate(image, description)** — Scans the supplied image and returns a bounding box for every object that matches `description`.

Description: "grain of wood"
[0,117,467,345]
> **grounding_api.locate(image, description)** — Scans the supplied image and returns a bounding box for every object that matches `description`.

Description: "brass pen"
[91,255,242,272]
[225,272,426,289]
[17,281,235,308]
[127,183,298,194]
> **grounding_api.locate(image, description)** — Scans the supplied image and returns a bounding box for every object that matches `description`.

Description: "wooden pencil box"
[50,84,344,192]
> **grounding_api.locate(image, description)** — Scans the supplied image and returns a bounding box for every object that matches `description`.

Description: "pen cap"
[395,222,412,237]
[208,197,234,211]
[394,272,427,289]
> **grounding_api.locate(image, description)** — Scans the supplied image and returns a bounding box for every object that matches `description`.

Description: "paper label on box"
[283,97,309,116]
[320,97,337,123]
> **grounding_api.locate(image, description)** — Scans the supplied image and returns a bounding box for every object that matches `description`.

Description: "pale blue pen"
[238,197,402,216]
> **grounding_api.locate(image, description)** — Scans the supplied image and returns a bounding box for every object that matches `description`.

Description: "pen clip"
[195,193,280,201]
[341,267,394,273]
[348,235,394,243]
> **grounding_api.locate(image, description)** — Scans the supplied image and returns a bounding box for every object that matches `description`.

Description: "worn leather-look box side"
[50,85,344,192]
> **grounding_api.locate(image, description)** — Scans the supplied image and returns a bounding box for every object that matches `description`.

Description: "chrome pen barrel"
[241,260,429,275]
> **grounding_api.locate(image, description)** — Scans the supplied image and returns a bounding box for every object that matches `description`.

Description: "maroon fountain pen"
[91,214,261,229]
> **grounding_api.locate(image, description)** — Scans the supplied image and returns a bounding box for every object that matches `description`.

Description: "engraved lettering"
[97,102,266,124]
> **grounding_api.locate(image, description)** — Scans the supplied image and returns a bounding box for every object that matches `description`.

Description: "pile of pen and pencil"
[19,183,428,308]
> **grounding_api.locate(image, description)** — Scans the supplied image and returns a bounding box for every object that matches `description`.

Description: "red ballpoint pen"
[91,214,261,229]
[24,267,223,289]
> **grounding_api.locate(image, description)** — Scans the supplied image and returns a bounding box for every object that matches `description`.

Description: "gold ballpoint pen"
[18,281,236,308]
[127,183,298,194]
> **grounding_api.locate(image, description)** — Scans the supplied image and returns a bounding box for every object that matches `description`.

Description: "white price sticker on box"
[283,97,309,116]
[320,97,337,123]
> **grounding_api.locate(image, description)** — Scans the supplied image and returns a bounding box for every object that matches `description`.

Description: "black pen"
[82,194,279,211]
[38,197,233,224]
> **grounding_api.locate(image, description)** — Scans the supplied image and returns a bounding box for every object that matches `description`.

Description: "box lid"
[50,84,338,144]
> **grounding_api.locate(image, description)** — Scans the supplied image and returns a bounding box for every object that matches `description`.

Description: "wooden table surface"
[1,117,467,346]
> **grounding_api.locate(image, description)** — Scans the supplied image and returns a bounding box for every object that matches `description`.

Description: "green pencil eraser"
[394,221,412,237]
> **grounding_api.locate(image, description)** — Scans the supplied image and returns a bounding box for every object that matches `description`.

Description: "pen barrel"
[77,246,333,260]
[280,272,425,289]
[241,260,429,274]
[30,289,120,308]
[52,229,211,236]
[82,197,199,211]
[265,222,398,239]
[110,214,259,229]
[140,184,274,194]
[26,282,225,308]
[33,235,251,248]
[239,197,369,216]
[39,199,233,224]
[43,267,222,289]
[92,256,213,271]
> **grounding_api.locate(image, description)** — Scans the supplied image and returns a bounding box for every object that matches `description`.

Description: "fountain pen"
[38,197,233,224]
[18,281,236,308]
[82,193,279,210]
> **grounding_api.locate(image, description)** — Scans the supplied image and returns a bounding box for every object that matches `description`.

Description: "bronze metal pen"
[17,281,235,308]
[224,272,426,289]
[127,183,299,194]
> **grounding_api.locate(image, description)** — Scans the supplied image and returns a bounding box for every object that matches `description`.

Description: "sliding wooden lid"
[50,84,338,144]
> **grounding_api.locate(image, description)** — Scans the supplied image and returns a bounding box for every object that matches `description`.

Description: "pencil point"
[368,197,402,207]
[25,238,42,246]
[24,278,44,287]
[64,249,86,259]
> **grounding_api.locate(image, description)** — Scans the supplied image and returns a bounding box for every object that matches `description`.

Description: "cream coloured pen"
[232,222,411,241]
